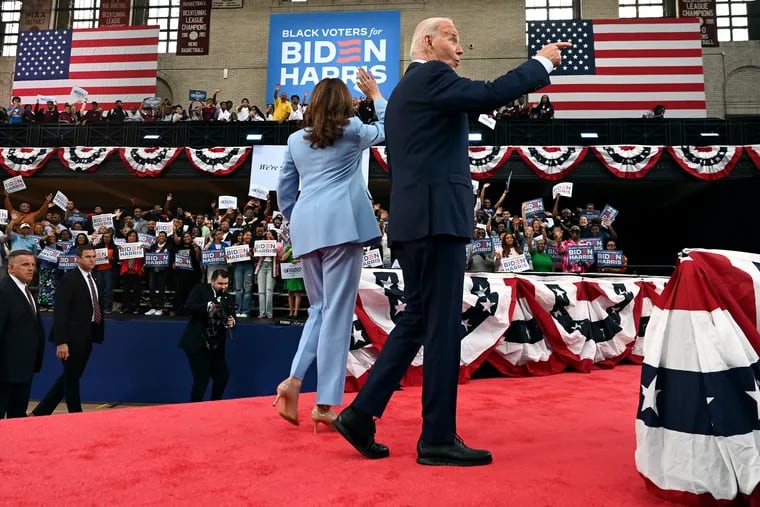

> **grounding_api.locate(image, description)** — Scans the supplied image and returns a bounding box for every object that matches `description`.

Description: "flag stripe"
[70,53,159,64]
[9,86,157,96]
[595,65,704,75]
[70,63,158,73]
[545,83,705,93]
[595,31,701,41]
[557,109,706,118]
[595,40,702,50]
[527,100,706,110]
[72,37,159,48]
[12,77,157,88]
[595,49,703,58]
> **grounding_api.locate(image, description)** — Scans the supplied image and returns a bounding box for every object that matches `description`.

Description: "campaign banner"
[600,204,618,224]
[114,237,126,246]
[281,262,304,279]
[0,209,7,224]
[522,198,545,218]
[66,212,88,228]
[193,237,206,249]
[250,145,287,192]
[156,221,174,234]
[253,240,277,257]
[70,86,89,102]
[202,249,226,266]
[53,191,69,210]
[546,244,562,263]
[57,240,73,252]
[189,89,207,101]
[138,233,156,248]
[37,247,61,263]
[501,255,531,273]
[91,213,114,230]
[57,255,78,270]
[249,184,268,200]
[3,175,26,194]
[267,11,400,100]
[95,248,110,266]
[552,182,573,199]
[581,209,601,221]
[362,248,383,268]
[118,242,144,260]
[596,250,624,267]
[175,252,193,270]
[177,0,211,56]
[470,239,493,256]
[219,195,237,210]
[145,252,170,268]
[568,245,595,264]
[582,237,604,252]
[98,0,130,27]
[224,244,251,263]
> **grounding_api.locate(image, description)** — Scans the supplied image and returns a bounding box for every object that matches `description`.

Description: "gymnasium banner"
[267,10,401,99]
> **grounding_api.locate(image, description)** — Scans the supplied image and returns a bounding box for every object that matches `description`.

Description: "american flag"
[11,26,159,111]
[527,18,706,119]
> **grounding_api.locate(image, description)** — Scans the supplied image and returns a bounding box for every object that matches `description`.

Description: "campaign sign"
[501,255,531,273]
[3,175,26,194]
[202,250,226,266]
[91,213,114,230]
[546,244,562,263]
[37,247,61,263]
[145,252,170,268]
[156,221,174,234]
[57,255,78,270]
[253,240,277,257]
[57,240,73,252]
[118,242,144,260]
[267,11,401,99]
[249,184,268,200]
[219,195,238,210]
[224,244,251,263]
[596,250,624,267]
[568,245,595,264]
[600,204,619,224]
[281,262,304,279]
[95,248,110,266]
[138,233,156,248]
[0,209,7,224]
[175,252,193,271]
[70,86,88,101]
[189,89,207,101]
[142,97,162,109]
[552,182,573,199]
[362,248,383,268]
[66,212,88,227]
[581,209,601,221]
[193,237,206,249]
[522,198,545,218]
[114,237,126,246]
[52,191,69,210]
[470,238,493,255]
[582,237,604,252]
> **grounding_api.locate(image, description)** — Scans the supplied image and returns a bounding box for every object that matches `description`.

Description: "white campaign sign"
[156,222,174,234]
[91,213,114,230]
[118,242,144,260]
[218,195,237,210]
[249,184,268,200]
[362,249,383,268]
[0,209,7,225]
[501,255,531,273]
[224,244,251,263]
[95,248,110,265]
[3,176,26,194]
[253,240,276,257]
[280,262,304,279]
[53,191,69,210]
[70,86,88,101]
[193,237,206,249]
[552,182,574,199]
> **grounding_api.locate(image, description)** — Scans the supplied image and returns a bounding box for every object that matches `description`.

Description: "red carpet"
[0,364,674,506]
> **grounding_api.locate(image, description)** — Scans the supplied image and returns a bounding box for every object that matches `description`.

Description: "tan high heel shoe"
[273,377,301,426]
[310,405,337,434]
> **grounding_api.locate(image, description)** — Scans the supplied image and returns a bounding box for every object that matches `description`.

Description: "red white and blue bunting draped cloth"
[592,145,664,179]
[667,145,744,180]
[58,147,117,172]
[119,147,182,178]
[185,147,251,175]
[744,144,760,171]
[0,148,56,176]
[516,146,588,180]
[370,146,513,179]
[345,271,667,391]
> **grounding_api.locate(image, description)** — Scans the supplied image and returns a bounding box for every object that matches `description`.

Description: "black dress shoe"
[417,436,492,466]
[333,406,389,459]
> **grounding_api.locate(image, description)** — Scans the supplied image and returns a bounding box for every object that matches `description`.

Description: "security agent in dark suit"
[33,245,105,415]
[335,17,570,466]
[179,269,236,402]
[0,251,45,418]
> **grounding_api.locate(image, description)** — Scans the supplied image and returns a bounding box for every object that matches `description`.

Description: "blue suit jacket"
[277,99,387,257]
[385,59,551,243]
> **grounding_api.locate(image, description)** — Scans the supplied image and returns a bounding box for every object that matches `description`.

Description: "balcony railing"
[0,117,758,148]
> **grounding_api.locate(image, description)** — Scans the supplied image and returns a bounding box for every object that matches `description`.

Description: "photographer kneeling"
[179,269,236,402]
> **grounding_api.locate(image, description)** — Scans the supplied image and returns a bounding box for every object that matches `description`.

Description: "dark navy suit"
[351,58,551,444]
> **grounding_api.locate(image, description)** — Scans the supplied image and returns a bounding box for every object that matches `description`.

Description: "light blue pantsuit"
[289,243,362,406]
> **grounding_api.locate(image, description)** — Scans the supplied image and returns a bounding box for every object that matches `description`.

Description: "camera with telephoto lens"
[203,292,236,350]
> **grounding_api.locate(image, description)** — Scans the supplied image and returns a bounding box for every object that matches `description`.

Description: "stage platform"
[31,317,316,404]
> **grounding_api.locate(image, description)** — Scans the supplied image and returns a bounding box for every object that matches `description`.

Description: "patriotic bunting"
[667,145,743,180]
[0,147,56,176]
[746,145,760,170]
[58,147,117,172]
[185,147,251,175]
[592,145,664,179]
[371,146,388,171]
[516,146,588,180]
[636,248,760,505]
[119,147,182,178]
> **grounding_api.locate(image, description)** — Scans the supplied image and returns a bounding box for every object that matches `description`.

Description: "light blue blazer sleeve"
[277,144,299,222]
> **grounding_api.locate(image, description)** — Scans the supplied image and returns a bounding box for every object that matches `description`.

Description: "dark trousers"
[174,270,200,316]
[0,381,32,418]
[149,269,170,309]
[33,343,92,415]
[121,273,142,312]
[352,236,466,444]
[187,346,229,402]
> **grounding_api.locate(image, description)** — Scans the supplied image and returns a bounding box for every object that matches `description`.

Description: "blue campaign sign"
[546,244,562,263]
[267,11,401,99]
[57,255,78,270]
[189,89,207,101]
[145,252,170,268]
[582,237,603,252]
[471,238,493,255]
[596,250,624,267]
[202,250,226,266]
[568,245,595,264]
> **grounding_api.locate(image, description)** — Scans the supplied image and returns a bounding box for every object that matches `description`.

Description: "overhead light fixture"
[700,132,719,137]
[246,134,263,141]
[468,133,482,142]
[143,134,160,140]
[580,132,599,139]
